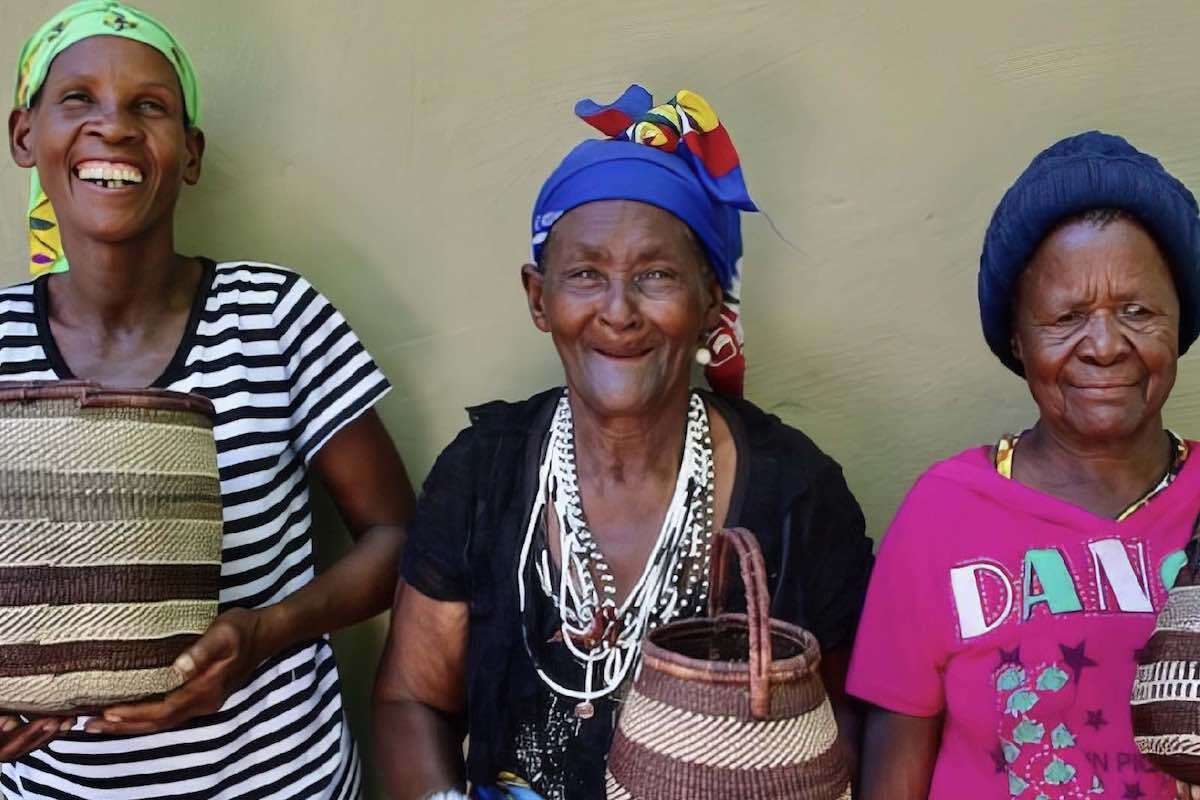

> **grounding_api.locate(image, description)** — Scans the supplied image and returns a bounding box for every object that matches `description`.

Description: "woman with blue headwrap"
[3,3,414,798]
[373,85,874,800]
[849,132,1200,800]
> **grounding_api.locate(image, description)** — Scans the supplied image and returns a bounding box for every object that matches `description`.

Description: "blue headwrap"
[531,85,756,292]
[980,130,1200,375]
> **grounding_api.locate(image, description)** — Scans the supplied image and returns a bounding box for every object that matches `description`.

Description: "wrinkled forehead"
[40,35,180,94]
[1017,215,1179,306]
[547,199,705,263]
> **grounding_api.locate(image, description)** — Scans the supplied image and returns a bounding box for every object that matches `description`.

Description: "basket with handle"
[1132,511,1200,781]
[605,527,851,799]
[0,380,222,715]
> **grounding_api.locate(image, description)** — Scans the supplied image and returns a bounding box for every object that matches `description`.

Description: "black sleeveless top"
[402,389,873,799]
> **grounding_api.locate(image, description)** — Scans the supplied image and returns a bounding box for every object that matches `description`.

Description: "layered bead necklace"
[517,390,716,719]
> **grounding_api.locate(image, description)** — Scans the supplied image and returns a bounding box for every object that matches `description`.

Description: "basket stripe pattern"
[605,528,851,799]
[615,691,837,769]
[0,384,222,714]
[1133,582,1200,781]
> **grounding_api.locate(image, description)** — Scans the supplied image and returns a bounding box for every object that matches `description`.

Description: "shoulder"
[211,260,299,289]
[201,261,300,323]
[425,388,562,485]
[208,261,303,308]
[0,280,35,299]
[410,389,561,570]
[713,393,845,488]
[465,388,562,434]
[905,445,997,505]
[0,281,42,361]
[878,445,996,553]
[0,281,36,317]
[208,263,355,344]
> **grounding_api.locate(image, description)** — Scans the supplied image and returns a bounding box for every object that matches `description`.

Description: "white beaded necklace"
[517,390,716,719]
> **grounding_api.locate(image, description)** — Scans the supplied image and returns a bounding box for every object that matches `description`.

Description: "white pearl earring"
[694,346,713,366]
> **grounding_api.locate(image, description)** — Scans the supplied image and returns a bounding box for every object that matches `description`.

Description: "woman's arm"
[858,706,941,800]
[819,646,863,773]
[87,409,415,734]
[247,407,416,649]
[374,585,470,799]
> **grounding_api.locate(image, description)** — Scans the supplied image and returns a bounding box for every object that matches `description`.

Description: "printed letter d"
[950,562,1014,639]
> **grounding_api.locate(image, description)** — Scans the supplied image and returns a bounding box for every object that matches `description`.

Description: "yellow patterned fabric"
[995,434,1017,480]
[994,431,1189,521]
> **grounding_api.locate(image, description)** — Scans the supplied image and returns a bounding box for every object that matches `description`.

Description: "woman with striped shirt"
[0,3,413,798]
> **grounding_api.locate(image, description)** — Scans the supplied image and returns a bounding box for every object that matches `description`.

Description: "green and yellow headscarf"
[13,0,201,275]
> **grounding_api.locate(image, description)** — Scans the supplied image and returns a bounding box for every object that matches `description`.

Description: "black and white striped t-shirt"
[0,260,390,800]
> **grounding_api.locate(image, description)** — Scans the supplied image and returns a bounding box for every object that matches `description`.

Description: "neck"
[1020,417,1170,494]
[53,226,190,330]
[569,388,694,485]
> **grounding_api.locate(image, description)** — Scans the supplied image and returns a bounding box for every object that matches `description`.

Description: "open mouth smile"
[593,346,654,360]
[74,160,144,189]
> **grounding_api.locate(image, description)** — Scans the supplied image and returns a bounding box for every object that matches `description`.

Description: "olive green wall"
[4,2,1200,796]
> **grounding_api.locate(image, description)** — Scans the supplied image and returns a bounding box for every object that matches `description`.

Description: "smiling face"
[523,200,722,418]
[1012,215,1181,444]
[8,35,203,247]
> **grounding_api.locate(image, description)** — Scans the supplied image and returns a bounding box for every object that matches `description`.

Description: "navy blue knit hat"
[979,131,1200,375]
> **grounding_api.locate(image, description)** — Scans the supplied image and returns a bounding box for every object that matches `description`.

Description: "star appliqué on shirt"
[997,646,1021,667]
[988,743,1007,773]
[1060,641,1098,683]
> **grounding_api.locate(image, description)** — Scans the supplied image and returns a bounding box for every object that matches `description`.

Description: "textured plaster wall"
[3,2,1200,796]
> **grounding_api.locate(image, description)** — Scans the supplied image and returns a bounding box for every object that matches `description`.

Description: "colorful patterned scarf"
[533,85,758,396]
[13,0,201,276]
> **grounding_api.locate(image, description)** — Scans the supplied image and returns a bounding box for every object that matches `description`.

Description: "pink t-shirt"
[848,445,1200,799]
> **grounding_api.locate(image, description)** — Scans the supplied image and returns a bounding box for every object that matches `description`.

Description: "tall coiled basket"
[606,527,851,800]
[0,381,222,714]
[1132,516,1200,782]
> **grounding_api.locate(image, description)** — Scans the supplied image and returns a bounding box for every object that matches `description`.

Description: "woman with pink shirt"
[850,131,1200,800]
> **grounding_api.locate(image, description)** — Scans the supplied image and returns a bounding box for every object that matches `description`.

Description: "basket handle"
[77,386,216,417]
[0,381,214,417]
[707,527,772,719]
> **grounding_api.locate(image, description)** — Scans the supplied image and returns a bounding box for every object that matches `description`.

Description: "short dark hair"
[1056,207,1170,260]
[1064,207,1132,229]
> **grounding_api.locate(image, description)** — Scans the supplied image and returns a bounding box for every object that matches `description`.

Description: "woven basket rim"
[0,380,214,418]
[641,613,819,685]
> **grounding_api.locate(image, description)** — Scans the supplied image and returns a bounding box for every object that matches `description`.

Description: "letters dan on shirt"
[949,537,1186,640]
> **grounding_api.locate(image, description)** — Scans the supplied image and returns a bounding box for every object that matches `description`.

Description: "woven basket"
[606,527,851,800]
[0,381,222,715]
[1132,517,1200,782]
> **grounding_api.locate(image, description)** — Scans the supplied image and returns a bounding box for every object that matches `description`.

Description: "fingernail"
[1,719,16,732]
[103,712,121,722]
[1191,785,1200,800]
[173,653,195,676]
[58,720,72,732]
[43,720,58,733]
